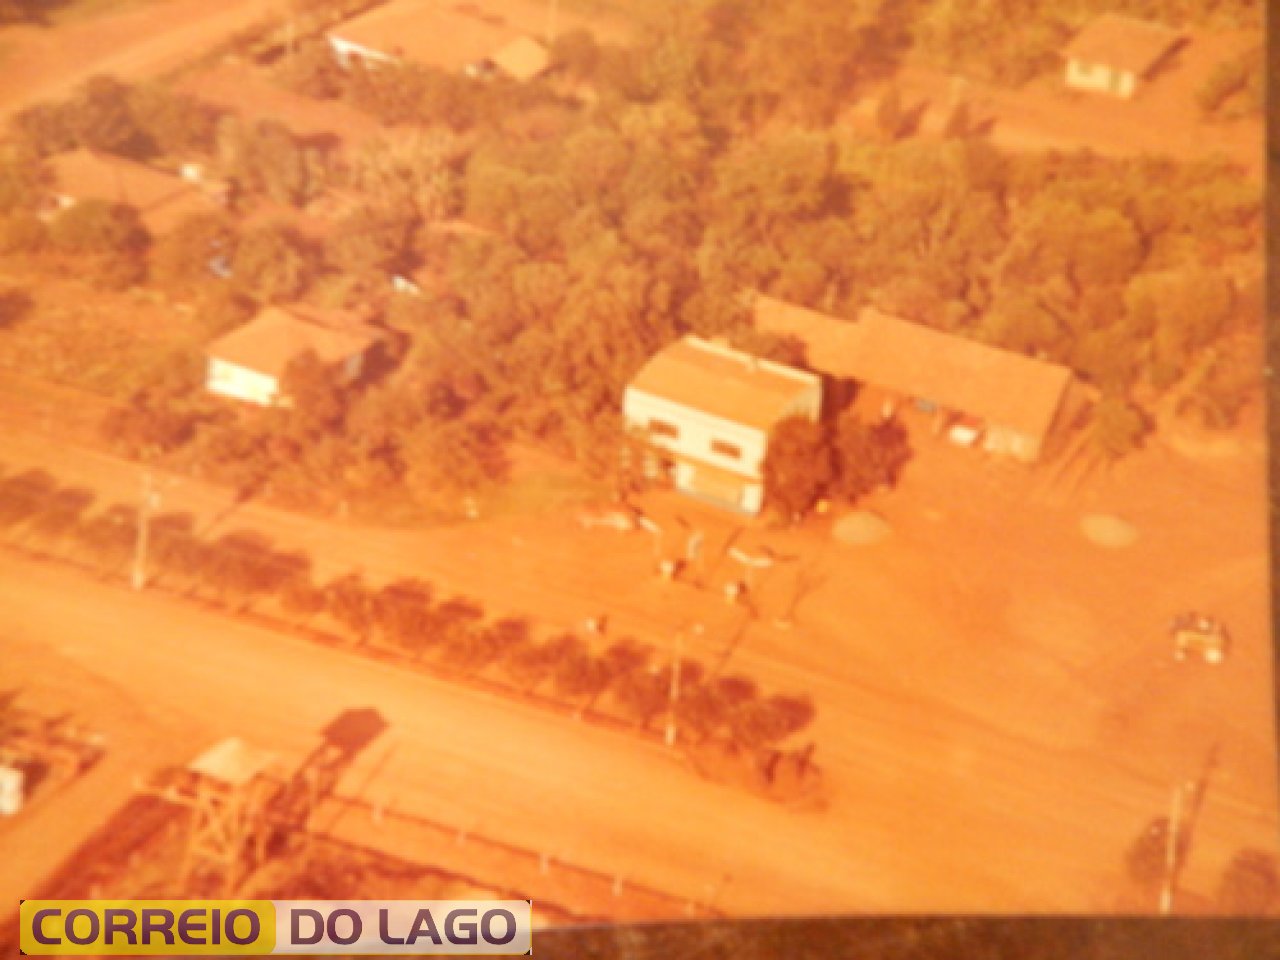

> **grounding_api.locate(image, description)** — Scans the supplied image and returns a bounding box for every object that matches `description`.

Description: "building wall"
[328,35,398,69]
[1065,59,1136,98]
[206,358,280,406]
[623,389,769,480]
[983,424,1041,462]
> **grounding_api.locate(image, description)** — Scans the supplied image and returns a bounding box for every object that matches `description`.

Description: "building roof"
[488,35,550,81]
[187,737,277,786]
[753,294,1072,441]
[329,0,524,73]
[47,148,219,235]
[207,306,381,379]
[1062,14,1183,76]
[628,335,820,432]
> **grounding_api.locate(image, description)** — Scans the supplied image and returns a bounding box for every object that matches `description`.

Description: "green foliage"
[149,211,235,292]
[231,222,314,303]
[403,416,510,499]
[280,350,350,438]
[763,416,834,520]
[1090,394,1148,461]
[830,412,911,502]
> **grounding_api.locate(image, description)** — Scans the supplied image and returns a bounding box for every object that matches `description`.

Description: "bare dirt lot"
[854,29,1262,176]
[0,389,1273,916]
[0,0,287,120]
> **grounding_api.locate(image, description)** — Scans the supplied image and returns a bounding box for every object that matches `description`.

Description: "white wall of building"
[206,358,280,406]
[328,35,398,70]
[1065,59,1136,98]
[623,389,770,480]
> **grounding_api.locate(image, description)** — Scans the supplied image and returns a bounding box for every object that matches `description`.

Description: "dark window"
[711,439,741,459]
[648,419,679,439]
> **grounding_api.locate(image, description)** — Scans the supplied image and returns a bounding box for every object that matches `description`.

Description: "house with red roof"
[205,306,381,407]
[1062,14,1183,99]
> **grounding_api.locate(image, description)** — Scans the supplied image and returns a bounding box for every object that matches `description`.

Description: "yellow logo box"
[19,900,275,956]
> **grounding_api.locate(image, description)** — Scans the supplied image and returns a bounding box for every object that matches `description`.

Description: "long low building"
[753,293,1078,463]
[624,336,822,514]
[327,0,549,81]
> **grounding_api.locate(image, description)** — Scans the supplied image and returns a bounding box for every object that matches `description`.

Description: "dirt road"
[0,0,287,120]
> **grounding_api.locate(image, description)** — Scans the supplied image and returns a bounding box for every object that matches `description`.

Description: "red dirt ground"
[0,389,1272,916]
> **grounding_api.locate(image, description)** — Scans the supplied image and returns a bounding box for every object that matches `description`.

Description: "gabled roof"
[47,148,219,234]
[628,335,820,432]
[752,294,1072,441]
[488,35,549,81]
[1062,14,1183,76]
[329,0,523,72]
[187,737,277,786]
[207,306,381,379]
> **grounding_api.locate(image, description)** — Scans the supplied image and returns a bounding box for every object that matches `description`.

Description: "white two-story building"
[623,336,821,514]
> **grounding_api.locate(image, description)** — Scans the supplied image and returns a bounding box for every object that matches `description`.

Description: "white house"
[1062,14,1182,99]
[327,0,549,81]
[624,336,822,514]
[205,306,380,407]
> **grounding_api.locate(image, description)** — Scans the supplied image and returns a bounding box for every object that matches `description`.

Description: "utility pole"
[131,471,161,591]
[664,631,683,747]
[1159,781,1187,915]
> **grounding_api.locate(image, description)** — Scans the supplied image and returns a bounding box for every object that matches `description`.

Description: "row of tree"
[0,466,817,754]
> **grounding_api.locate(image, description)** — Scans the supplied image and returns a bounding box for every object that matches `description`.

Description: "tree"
[99,391,197,459]
[65,75,149,158]
[612,668,667,729]
[830,412,911,502]
[403,416,509,501]
[501,636,563,692]
[326,204,414,277]
[373,578,435,651]
[728,694,815,750]
[280,576,326,621]
[1217,849,1279,915]
[231,222,314,303]
[343,129,459,223]
[763,416,833,520]
[127,83,218,156]
[324,573,375,642]
[276,39,347,99]
[1090,394,1147,461]
[49,198,149,288]
[149,211,235,293]
[279,350,349,438]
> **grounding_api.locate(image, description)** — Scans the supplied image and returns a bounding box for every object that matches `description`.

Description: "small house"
[205,306,380,407]
[1062,14,1183,99]
[327,0,548,81]
[45,148,223,235]
[624,336,822,514]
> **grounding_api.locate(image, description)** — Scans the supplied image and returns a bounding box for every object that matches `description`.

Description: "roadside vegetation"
[0,465,823,800]
[0,0,1262,523]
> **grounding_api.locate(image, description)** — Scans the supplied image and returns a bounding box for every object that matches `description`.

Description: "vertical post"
[132,472,158,591]
[664,632,683,747]
[1159,782,1184,915]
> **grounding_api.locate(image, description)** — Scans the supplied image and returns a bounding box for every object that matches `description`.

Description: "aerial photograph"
[0,0,1271,951]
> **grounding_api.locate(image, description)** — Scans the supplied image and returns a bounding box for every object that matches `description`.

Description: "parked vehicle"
[1170,613,1229,664]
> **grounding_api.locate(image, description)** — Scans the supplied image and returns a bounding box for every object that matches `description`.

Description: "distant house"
[45,148,224,235]
[624,336,822,514]
[205,306,381,407]
[752,294,1078,463]
[1062,14,1183,99]
[327,0,549,81]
